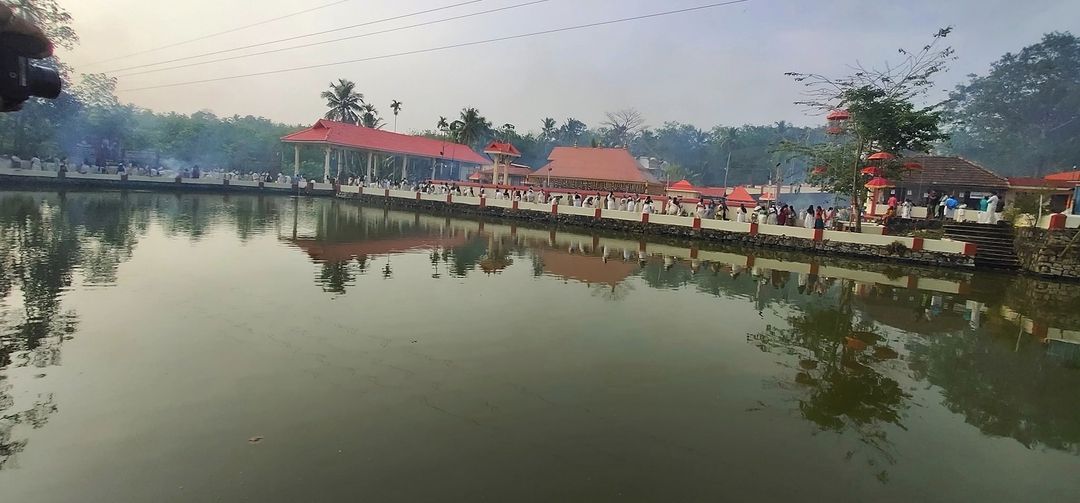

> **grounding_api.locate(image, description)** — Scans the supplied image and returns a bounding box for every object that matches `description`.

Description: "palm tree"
[390,100,403,131]
[436,116,449,131]
[358,103,385,129]
[450,107,492,147]
[321,79,364,124]
[541,117,557,142]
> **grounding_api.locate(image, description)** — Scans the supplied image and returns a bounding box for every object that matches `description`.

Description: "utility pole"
[774,162,783,206]
[723,151,732,191]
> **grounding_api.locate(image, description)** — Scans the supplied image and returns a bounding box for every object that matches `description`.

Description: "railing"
[0,168,975,258]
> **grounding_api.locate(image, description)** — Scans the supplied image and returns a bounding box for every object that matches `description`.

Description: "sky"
[60,0,1080,133]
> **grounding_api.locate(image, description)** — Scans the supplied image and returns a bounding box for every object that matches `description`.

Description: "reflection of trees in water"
[750,292,910,484]
[907,321,1080,454]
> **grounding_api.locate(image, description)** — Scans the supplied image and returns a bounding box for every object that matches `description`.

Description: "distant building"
[468,163,533,185]
[527,147,664,194]
[883,156,1009,207]
[281,119,489,181]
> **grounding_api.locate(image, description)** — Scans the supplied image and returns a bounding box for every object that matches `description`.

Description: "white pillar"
[337,149,344,180]
[366,152,374,181]
[293,144,300,176]
[431,158,437,180]
[402,156,409,181]
[323,147,331,182]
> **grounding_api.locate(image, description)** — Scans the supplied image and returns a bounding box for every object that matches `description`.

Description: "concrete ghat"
[0,169,974,267]
[344,191,974,268]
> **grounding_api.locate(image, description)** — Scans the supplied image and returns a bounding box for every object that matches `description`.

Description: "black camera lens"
[26,62,61,99]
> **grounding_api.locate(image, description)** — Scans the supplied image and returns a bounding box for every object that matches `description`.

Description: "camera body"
[0,33,62,112]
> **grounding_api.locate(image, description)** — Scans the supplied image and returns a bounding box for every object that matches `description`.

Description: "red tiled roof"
[697,186,731,198]
[1045,170,1080,182]
[281,119,489,165]
[669,179,695,190]
[897,156,1008,189]
[483,141,521,157]
[1007,177,1076,189]
[534,147,658,184]
[725,186,757,205]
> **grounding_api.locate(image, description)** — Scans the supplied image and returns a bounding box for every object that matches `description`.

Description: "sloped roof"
[725,186,757,205]
[483,141,521,157]
[697,186,731,198]
[669,179,696,191]
[898,156,1008,189]
[281,119,489,165]
[534,147,659,184]
[1045,170,1080,182]
[1007,177,1076,190]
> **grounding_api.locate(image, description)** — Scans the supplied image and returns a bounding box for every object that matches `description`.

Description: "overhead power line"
[84,0,354,67]
[115,0,549,78]
[119,0,751,93]
[103,0,486,74]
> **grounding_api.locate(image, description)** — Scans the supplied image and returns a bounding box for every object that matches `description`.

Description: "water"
[0,190,1078,502]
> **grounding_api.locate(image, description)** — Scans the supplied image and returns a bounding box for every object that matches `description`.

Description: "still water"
[0,190,1078,502]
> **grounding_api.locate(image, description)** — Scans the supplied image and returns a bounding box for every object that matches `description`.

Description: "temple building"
[526,147,664,194]
[468,163,534,185]
[281,119,489,181]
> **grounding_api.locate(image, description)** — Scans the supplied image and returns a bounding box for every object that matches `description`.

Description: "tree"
[321,79,364,124]
[945,32,1080,176]
[436,116,449,132]
[9,0,79,50]
[449,107,491,147]
[781,28,955,230]
[601,108,645,147]
[358,103,384,129]
[390,99,403,132]
[558,118,587,145]
[540,118,558,142]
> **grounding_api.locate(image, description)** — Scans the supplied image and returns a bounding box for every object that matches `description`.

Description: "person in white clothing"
[901,199,913,219]
[986,192,1000,224]
[803,207,815,229]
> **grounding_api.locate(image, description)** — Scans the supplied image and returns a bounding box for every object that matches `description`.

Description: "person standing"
[987,192,1000,224]
[901,199,913,219]
[804,206,815,229]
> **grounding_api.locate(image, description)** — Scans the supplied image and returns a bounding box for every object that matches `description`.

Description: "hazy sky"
[61,0,1079,133]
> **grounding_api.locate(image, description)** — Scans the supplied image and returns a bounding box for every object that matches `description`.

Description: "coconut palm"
[449,107,492,147]
[541,117,557,142]
[436,116,449,131]
[358,103,385,129]
[321,79,364,124]
[390,100,403,131]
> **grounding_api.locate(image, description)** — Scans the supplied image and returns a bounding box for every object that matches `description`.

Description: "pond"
[1,190,1078,502]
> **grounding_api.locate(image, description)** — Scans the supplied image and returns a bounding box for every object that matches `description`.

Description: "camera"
[0,32,62,112]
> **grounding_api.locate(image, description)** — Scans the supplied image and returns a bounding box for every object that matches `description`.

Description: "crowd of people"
[879,190,1001,226]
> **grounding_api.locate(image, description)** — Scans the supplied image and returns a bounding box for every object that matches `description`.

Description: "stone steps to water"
[943,222,1020,270]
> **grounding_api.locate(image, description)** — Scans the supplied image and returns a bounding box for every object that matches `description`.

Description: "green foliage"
[1002,190,1051,227]
[321,79,364,124]
[945,32,1080,176]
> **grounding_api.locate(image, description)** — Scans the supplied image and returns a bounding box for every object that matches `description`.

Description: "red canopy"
[867,152,895,161]
[826,109,850,121]
[865,177,894,189]
[861,166,882,176]
[902,161,923,170]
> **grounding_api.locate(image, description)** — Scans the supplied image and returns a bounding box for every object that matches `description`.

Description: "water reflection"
[0,190,1078,486]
